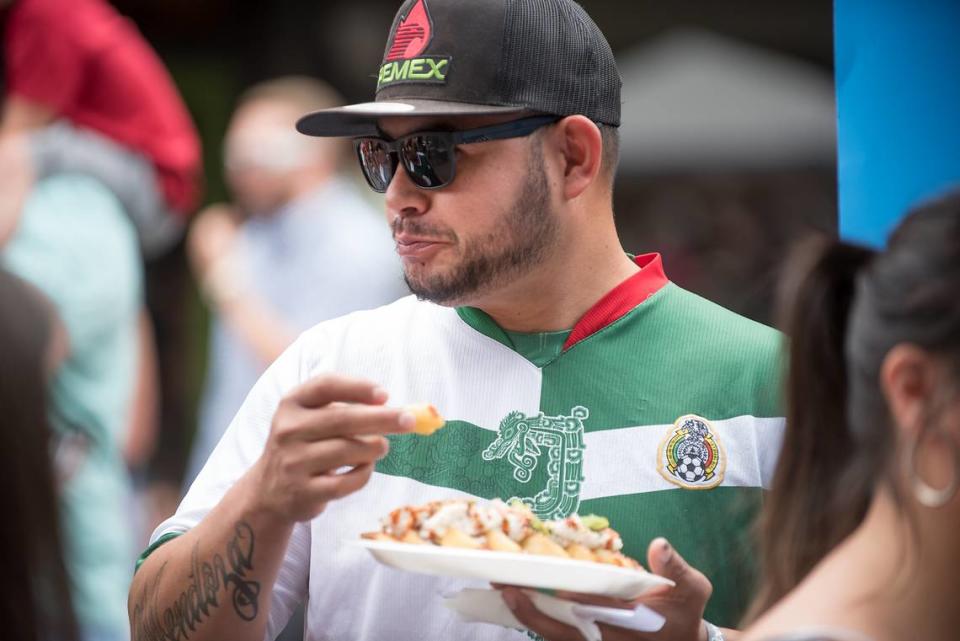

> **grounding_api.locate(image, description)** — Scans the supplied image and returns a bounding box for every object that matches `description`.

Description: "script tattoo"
[132,522,261,641]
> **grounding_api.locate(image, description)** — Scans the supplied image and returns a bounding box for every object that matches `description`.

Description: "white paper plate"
[356,539,674,599]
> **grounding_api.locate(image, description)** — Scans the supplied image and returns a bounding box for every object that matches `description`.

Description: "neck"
[839,493,960,640]
[753,492,960,641]
[469,210,637,333]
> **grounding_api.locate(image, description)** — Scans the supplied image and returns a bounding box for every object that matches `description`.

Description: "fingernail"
[372,387,389,402]
[659,540,673,564]
[398,411,416,429]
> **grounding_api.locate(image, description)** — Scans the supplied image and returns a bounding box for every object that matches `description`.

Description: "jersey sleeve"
[3,3,85,114]
[148,329,326,637]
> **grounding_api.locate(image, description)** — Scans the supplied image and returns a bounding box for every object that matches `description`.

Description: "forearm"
[216,292,295,366]
[128,469,295,641]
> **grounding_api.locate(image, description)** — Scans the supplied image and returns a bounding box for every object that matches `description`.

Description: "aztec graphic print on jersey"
[149,254,785,641]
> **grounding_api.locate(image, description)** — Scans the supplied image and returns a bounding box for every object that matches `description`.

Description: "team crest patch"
[657,415,725,490]
[481,406,588,520]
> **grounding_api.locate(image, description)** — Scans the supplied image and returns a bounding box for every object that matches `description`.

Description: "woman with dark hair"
[741,191,960,641]
[0,268,79,641]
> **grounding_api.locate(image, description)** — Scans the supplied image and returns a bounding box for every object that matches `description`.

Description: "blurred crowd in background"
[1,1,841,640]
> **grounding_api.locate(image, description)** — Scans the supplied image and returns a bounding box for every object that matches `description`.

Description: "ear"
[880,344,938,439]
[552,115,603,200]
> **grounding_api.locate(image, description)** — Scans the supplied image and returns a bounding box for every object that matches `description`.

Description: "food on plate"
[404,403,446,435]
[362,498,643,569]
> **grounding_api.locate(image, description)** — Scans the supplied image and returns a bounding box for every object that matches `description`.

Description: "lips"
[395,235,450,260]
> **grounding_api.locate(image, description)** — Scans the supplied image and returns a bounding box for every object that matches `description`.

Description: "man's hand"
[500,537,714,641]
[249,375,416,524]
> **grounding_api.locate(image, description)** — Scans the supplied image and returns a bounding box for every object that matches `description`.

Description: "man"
[184,77,404,488]
[129,2,783,641]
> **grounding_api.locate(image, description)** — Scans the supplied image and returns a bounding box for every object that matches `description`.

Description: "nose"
[384,161,430,225]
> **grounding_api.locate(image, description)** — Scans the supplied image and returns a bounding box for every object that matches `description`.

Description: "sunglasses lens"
[356,139,396,193]
[400,135,455,189]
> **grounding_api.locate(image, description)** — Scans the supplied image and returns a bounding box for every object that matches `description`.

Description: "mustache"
[392,217,457,242]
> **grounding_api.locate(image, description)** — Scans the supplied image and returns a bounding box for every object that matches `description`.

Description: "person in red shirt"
[0,0,202,257]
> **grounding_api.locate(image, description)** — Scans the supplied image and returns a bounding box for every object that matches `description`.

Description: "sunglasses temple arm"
[452,115,562,144]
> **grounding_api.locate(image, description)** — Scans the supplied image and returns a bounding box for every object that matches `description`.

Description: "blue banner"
[835,0,960,247]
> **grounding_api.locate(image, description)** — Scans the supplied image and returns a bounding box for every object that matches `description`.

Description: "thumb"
[647,537,686,579]
[647,537,712,600]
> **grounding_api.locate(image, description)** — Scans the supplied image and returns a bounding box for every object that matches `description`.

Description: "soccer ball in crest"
[677,455,705,482]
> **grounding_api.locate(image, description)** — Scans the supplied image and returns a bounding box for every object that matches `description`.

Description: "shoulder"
[654,283,784,363]
[294,295,455,363]
[639,284,786,416]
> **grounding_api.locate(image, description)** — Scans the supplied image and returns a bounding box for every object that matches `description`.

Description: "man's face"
[379,115,560,306]
[224,100,314,216]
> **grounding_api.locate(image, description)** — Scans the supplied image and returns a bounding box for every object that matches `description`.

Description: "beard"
[397,139,559,306]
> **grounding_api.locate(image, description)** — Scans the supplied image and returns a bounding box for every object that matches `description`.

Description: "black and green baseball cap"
[296,0,622,138]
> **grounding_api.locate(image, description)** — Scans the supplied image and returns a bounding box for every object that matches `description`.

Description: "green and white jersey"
[152,254,784,640]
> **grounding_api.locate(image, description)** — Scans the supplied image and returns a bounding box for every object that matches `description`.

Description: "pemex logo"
[386,0,432,61]
[378,0,450,90]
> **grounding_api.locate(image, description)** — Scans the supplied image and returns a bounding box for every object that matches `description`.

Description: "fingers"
[292,374,389,409]
[501,588,586,641]
[297,436,390,475]
[307,462,377,502]
[258,375,421,522]
[275,402,415,442]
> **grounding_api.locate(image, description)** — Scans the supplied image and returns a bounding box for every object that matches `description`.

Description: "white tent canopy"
[616,29,836,172]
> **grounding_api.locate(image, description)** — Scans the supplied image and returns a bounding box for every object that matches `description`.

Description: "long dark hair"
[747,189,960,620]
[0,269,79,641]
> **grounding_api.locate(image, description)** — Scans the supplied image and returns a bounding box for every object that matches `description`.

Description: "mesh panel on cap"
[499,0,621,126]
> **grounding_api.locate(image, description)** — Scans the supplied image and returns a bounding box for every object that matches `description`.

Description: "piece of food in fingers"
[404,403,446,435]
[362,498,646,570]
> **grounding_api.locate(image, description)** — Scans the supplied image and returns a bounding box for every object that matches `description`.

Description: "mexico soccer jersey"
[148,253,785,640]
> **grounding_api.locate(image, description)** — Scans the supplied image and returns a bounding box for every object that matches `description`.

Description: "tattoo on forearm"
[132,522,261,641]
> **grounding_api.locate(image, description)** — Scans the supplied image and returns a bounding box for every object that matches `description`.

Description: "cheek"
[230,172,281,205]
[442,164,524,221]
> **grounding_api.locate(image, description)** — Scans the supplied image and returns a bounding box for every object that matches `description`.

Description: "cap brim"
[296,99,528,137]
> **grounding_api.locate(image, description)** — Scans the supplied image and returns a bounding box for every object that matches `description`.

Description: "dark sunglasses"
[353,115,561,193]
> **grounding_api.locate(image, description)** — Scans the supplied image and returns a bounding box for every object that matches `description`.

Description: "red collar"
[563,253,669,350]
